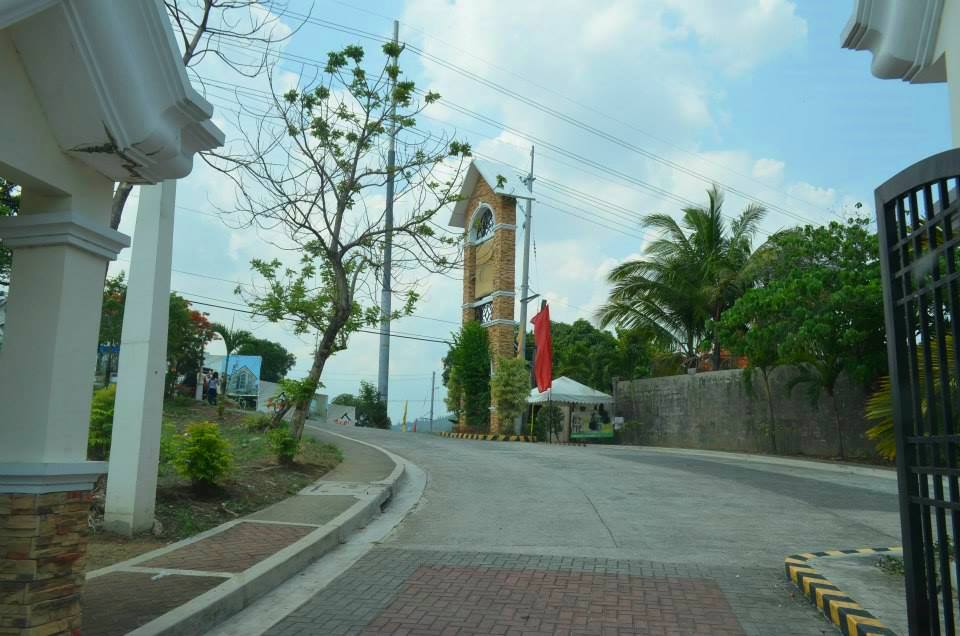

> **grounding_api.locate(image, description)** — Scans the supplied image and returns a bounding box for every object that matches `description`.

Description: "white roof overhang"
[841,0,947,84]
[448,159,531,228]
[0,0,224,183]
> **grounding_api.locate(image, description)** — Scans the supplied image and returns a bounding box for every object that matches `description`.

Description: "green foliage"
[266,424,300,465]
[331,393,358,406]
[226,42,471,431]
[865,334,956,461]
[87,384,117,460]
[236,337,296,382]
[720,218,886,459]
[167,294,215,395]
[159,420,178,464]
[355,380,391,429]
[597,186,766,368]
[491,356,530,425]
[173,422,233,490]
[244,413,275,432]
[534,404,564,442]
[444,322,491,430]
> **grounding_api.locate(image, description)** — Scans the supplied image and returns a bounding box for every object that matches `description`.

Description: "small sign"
[613,417,624,431]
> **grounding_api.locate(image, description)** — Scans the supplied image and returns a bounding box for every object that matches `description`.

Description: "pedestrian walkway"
[263,548,833,636]
[80,429,399,636]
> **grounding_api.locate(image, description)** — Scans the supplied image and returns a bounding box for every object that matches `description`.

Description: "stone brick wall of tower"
[456,175,520,433]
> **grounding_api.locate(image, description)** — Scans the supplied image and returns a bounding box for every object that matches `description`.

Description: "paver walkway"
[265,548,828,636]
[80,430,395,636]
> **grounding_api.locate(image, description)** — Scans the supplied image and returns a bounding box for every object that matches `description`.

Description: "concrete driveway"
[248,427,902,635]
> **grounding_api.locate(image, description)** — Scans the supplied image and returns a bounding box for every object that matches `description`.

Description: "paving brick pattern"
[265,548,835,636]
[362,565,743,635]
[81,571,226,636]
[141,521,314,572]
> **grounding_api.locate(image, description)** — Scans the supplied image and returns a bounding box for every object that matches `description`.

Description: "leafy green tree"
[444,322,491,430]
[0,177,19,287]
[491,356,530,430]
[598,186,765,370]
[222,43,471,442]
[98,273,127,386]
[355,380,390,429]
[717,289,790,452]
[236,336,295,382]
[167,295,215,396]
[331,393,358,406]
[727,219,886,459]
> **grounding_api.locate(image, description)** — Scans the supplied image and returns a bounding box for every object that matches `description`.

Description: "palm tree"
[211,322,253,395]
[597,186,765,370]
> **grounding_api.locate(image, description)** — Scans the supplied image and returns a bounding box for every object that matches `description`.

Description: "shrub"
[534,403,564,442]
[159,420,178,464]
[244,413,274,432]
[88,384,117,460]
[173,421,233,490]
[266,424,300,465]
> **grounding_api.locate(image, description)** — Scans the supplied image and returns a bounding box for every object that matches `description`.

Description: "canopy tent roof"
[527,376,613,405]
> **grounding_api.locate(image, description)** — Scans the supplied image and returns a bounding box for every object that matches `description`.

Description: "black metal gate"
[876,149,960,635]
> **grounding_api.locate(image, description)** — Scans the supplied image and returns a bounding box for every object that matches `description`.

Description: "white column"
[104,181,176,535]
[0,211,129,488]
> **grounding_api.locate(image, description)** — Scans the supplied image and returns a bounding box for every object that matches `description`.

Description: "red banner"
[530,304,553,392]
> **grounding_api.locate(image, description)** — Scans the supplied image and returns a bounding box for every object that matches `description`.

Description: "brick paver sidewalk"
[80,429,397,636]
[266,548,835,636]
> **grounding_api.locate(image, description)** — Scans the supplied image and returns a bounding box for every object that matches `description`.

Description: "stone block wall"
[0,490,91,636]
[614,368,880,459]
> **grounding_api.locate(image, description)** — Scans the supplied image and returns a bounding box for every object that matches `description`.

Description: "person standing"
[208,372,219,405]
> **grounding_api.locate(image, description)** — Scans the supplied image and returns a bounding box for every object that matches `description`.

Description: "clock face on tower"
[471,206,496,299]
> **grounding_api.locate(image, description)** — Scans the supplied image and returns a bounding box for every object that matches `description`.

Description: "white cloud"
[752,158,785,184]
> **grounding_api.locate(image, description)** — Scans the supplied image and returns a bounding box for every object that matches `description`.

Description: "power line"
[274,10,830,225]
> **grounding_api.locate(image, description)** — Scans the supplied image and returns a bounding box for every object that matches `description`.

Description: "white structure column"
[104,181,177,535]
[0,210,129,471]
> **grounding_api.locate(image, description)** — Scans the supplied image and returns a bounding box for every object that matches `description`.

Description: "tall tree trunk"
[762,368,776,453]
[289,350,324,441]
[830,390,846,460]
[111,182,134,230]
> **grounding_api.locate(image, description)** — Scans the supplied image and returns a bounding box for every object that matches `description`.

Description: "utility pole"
[516,146,535,357]
[377,19,400,404]
[429,370,436,432]
[516,147,535,435]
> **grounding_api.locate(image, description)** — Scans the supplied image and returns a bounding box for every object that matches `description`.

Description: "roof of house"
[448,159,530,228]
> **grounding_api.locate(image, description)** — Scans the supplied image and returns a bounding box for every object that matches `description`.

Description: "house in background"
[227,364,257,396]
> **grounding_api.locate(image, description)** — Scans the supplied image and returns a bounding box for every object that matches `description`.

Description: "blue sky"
[110,0,952,423]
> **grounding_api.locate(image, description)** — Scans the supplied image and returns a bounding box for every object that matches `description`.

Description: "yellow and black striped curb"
[438,431,535,442]
[785,547,901,636]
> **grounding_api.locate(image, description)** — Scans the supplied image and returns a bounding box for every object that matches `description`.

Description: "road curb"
[87,435,406,636]
[438,431,534,442]
[784,547,901,636]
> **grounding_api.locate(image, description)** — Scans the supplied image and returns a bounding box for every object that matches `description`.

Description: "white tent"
[527,376,613,404]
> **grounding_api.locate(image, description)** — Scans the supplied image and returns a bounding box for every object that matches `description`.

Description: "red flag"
[530,304,553,392]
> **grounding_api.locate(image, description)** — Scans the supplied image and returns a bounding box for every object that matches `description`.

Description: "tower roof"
[448,159,527,228]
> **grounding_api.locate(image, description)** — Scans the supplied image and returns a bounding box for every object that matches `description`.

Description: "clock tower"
[449,160,524,433]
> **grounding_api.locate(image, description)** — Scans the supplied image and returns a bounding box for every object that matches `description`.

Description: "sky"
[109,0,952,424]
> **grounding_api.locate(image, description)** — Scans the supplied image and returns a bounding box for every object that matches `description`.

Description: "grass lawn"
[86,399,341,571]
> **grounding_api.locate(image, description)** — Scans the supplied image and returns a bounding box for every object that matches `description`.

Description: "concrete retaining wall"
[614,368,879,459]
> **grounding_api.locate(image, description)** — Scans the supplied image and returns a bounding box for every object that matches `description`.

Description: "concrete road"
[242,427,902,635]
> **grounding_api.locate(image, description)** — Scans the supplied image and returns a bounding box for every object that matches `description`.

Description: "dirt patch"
[86,401,341,572]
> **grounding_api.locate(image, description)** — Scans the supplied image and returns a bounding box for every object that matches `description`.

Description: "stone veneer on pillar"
[0,212,128,636]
